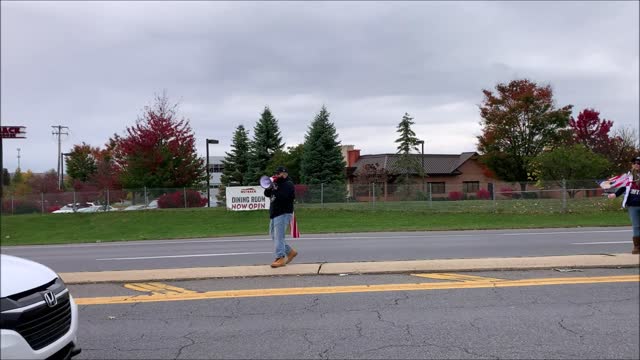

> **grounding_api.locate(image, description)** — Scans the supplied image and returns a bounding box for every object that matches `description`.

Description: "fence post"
[11,195,14,215]
[428,183,432,208]
[562,178,567,213]
[184,187,187,208]
[73,190,77,207]
[321,183,324,208]
[144,186,148,205]
[106,189,110,208]
[372,183,376,209]
[492,186,497,213]
[41,192,44,214]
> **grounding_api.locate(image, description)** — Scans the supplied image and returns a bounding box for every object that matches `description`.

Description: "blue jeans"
[270,213,293,258]
[628,206,640,237]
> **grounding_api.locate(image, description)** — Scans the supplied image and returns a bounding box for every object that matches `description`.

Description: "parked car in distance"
[76,205,117,213]
[123,204,146,211]
[0,254,81,359]
[51,203,94,214]
[123,200,159,211]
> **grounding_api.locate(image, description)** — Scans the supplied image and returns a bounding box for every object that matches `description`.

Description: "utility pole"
[52,125,69,190]
[17,148,21,169]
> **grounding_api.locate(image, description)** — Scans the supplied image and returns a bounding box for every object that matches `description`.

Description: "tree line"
[2,79,638,201]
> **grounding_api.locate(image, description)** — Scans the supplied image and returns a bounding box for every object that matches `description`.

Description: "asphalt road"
[0,227,633,273]
[72,268,640,359]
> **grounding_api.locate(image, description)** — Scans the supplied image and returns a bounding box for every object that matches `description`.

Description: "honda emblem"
[43,291,57,307]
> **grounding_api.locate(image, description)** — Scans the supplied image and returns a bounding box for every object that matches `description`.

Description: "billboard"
[225,186,270,211]
[1,126,26,139]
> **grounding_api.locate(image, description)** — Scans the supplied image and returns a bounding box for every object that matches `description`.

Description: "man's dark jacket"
[264,177,295,219]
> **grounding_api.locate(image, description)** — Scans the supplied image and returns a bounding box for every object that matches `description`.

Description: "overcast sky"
[1,1,638,173]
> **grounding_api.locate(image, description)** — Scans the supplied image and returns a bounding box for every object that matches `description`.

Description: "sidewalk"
[60,253,640,284]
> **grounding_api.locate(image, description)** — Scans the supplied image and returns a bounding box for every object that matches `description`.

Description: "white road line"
[3,229,631,250]
[571,241,630,245]
[499,230,630,236]
[96,251,272,261]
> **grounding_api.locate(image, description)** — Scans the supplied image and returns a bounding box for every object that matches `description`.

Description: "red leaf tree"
[568,108,639,173]
[569,108,613,155]
[112,92,206,190]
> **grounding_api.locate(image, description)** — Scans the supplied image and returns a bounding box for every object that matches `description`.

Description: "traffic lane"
[2,228,632,272]
[74,272,639,359]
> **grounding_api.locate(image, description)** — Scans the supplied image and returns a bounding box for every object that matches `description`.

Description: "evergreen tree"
[393,113,422,184]
[66,142,98,183]
[217,125,251,203]
[300,106,346,202]
[267,144,304,184]
[246,107,284,184]
[2,168,10,186]
[11,168,23,187]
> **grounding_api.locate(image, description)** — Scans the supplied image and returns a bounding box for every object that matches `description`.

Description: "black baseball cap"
[275,166,288,174]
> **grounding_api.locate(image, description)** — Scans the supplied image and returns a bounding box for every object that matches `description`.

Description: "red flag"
[290,212,300,238]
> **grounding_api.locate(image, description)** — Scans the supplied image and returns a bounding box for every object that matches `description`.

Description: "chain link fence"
[0,179,621,215]
[0,187,210,215]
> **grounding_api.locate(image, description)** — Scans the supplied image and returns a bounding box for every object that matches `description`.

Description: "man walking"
[264,166,298,268]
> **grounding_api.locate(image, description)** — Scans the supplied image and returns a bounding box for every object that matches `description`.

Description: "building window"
[463,181,480,193]
[209,164,224,173]
[428,182,445,194]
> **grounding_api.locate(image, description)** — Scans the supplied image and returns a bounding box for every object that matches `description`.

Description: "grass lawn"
[0,205,630,246]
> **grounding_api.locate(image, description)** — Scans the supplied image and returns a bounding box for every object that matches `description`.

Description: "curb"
[59,253,640,284]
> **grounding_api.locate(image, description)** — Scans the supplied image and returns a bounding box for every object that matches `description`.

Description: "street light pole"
[205,139,219,208]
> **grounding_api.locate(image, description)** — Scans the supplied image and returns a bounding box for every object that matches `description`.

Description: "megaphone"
[260,175,277,189]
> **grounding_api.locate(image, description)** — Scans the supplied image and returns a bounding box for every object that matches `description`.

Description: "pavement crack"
[558,319,581,337]
[317,262,327,275]
[319,342,336,359]
[174,331,198,359]
[420,339,500,359]
[306,296,320,312]
[355,320,364,338]
[302,331,314,348]
[469,318,482,333]
[393,292,410,306]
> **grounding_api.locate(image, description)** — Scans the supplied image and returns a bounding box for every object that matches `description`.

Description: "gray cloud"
[1,1,638,173]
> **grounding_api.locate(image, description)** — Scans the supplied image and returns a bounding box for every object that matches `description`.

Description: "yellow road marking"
[75,275,640,306]
[411,273,503,282]
[124,282,196,295]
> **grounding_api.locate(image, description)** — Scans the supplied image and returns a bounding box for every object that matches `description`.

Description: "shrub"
[1,199,40,214]
[477,189,491,200]
[157,190,207,208]
[294,184,308,200]
[448,191,463,201]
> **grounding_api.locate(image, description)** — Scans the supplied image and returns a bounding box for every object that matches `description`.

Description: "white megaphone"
[260,175,277,189]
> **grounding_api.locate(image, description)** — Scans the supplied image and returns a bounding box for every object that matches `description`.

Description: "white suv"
[0,254,81,359]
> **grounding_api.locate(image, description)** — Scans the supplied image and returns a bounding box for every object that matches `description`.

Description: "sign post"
[1,126,27,197]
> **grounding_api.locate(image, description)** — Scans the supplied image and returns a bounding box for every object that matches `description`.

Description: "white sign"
[226,186,270,211]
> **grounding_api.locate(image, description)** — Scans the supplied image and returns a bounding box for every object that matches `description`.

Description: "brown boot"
[270,257,286,268]
[633,237,640,255]
[286,248,298,264]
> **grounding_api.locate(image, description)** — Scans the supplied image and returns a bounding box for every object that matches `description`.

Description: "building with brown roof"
[342,145,512,201]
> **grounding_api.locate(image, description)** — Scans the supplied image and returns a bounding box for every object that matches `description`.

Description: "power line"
[52,125,69,190]
[17,147,21,169]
